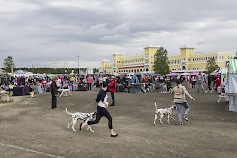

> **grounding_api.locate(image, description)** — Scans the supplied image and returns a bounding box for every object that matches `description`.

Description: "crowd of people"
[0,71,227,137]
[0,72,224,96]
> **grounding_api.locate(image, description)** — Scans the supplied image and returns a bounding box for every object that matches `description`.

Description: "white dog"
[154,102,176,125]
[58,87,72,97]
[66,108,96,132]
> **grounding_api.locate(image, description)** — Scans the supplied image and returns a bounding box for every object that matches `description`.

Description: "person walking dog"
[80,83,118,137]
[172,80,195,126]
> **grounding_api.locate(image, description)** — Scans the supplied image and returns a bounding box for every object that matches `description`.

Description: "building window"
[222,56,224,59]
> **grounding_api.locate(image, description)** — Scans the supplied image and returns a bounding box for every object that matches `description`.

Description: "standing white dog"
[66,108,96,132]
[153,102,176,125]
[58,87,72,97]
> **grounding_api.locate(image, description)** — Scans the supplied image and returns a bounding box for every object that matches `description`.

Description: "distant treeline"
[7,68,99,74]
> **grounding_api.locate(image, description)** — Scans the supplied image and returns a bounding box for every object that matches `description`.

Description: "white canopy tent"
[225,59,237,112]
[14,70,33,77]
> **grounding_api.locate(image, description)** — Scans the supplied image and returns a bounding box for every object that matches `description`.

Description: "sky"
[0,0,237,69]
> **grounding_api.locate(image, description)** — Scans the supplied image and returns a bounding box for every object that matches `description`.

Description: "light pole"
[76,56,80,75]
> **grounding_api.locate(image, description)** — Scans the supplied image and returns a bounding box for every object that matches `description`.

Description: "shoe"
[179,123,183,126]
[79,123,82,131]
[110,104,115,106]
[183,116,189,121]
[52,108,57,110]
[111,134,118,137]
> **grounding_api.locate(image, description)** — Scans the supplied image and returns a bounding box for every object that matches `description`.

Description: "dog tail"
[65,107,73,115]
[154,102,158,111]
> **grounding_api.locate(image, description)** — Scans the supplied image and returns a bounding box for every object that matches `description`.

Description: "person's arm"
[101,91,108,107]
[182,86,195,100]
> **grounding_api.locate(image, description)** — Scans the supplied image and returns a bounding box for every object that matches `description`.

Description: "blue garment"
[132,76,139,83]
[176,102,190,123]
[96,89,107,102]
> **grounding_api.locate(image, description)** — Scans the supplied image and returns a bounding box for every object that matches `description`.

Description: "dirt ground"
[0,84,237,158]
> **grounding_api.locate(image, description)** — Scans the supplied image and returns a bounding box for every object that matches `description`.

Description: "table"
[13,86,30,96]
[128,84,141,93]
[116,84,125,92]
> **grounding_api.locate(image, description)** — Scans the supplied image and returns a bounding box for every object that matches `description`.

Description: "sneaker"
[179,123,183,126]
[183,116,189,121]
[111,134,118,137]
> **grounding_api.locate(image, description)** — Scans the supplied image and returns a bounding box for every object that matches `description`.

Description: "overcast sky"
[0,0,237,69]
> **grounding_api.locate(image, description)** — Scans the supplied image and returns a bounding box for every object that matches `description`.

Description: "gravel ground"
[0,84,237,158]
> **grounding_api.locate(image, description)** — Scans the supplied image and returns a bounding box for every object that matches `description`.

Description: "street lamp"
[76,56,80,75]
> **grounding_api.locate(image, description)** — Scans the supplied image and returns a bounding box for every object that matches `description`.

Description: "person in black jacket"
[50,76,58,109]
[80,83,118,137]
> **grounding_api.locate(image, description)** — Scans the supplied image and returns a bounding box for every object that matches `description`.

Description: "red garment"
[17,77,21,86]
[86,76,93,83]
[109,79,116,93]
[216,76,221,89]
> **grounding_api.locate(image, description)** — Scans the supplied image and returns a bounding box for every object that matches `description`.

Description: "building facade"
[169,47,235,71]
[100,46,159,74]
[100,46,235,74]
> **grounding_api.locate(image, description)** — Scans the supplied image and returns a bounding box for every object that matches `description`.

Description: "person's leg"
[87,83,90,90]
[101,108,113,129]
[81,110,102,129]
[110,92,115,106]
[176,103,183,125]
[201,83,204,92]
[52,96,57,109]
[183,102,190,120]
[87,112,102,125]
[100,108,117,136]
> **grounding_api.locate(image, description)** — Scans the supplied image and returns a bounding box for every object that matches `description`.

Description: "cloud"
[0,0,237,68]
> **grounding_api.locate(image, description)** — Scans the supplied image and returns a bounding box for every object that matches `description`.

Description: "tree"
[93,68,99,73]
[205,57,218,74]
[3,56,15,73]
[153,47,170,75]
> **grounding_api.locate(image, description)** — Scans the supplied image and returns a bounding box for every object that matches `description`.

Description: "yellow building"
[100,46,159,74]
[169,46,235,71]
[100,46,235,74]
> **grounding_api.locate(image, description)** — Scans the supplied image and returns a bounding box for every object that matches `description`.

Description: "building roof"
[179,44,195,49]
[144,45,160,49]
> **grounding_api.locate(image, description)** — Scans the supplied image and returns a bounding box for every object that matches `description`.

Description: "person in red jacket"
[108,75,116,106]
[215,75,221,91]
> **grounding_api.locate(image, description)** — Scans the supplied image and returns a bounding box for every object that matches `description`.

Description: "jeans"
[176,102,190,123]
[111,92,115,104]
[197,83,204,92]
